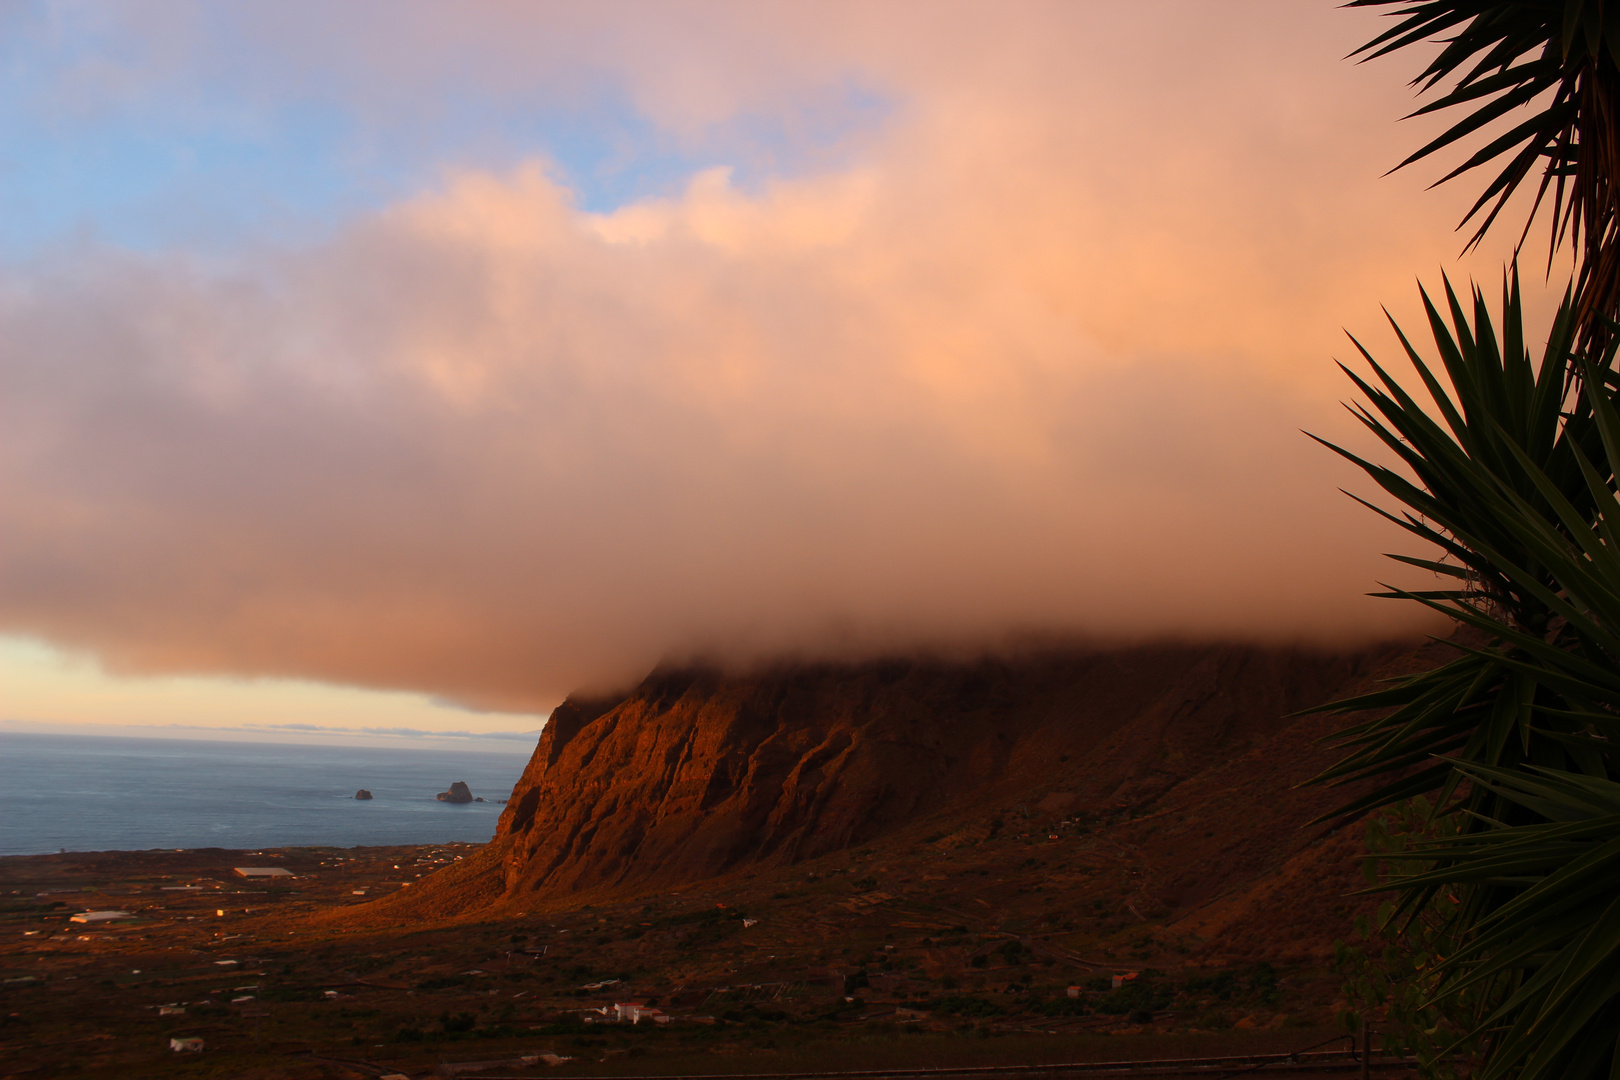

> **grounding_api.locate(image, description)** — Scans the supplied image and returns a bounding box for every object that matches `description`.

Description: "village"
[0,803,1378,1080]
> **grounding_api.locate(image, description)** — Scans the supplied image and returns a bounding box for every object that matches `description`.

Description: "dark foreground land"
[2,643,1451,1078]
[0,844,1411,1080]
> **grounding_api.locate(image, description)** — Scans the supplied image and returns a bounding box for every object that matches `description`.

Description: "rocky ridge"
[374,639,1428,956]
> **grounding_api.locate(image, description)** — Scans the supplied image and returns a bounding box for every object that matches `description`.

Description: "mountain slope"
[371,640,1413,935]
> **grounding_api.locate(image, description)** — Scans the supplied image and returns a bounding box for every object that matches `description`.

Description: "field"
[0,831,1399,1080]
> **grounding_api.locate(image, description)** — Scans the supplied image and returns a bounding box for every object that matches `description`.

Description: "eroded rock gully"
[386,641,1413,919]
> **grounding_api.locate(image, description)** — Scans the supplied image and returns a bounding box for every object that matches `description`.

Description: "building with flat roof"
[233,867,293,878]
[69,910,132,923]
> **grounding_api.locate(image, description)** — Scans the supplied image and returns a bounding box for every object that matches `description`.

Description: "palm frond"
[1350,1,1620,336]
[1313,270,1620,1078]
[1306,269,1609,824]
[1380,765,1620,1080]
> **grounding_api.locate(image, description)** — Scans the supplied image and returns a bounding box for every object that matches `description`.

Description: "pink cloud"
[0,4,1544,710]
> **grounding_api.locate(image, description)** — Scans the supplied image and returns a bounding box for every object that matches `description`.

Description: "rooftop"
[68,910,132,923]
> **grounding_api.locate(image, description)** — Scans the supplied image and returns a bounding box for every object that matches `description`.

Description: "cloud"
[1,715,539,748]
[242,723,539,741]
[0,3,1549,711]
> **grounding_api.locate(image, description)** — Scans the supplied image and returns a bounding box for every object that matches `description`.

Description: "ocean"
[0,732,531,856]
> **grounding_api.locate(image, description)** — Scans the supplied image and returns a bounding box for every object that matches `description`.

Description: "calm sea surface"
[0,732,530,856]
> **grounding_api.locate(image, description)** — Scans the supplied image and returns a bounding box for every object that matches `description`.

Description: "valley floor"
[0,834,1407,1080]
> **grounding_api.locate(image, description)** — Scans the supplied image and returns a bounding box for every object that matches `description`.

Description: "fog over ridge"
[2,3,1530,712]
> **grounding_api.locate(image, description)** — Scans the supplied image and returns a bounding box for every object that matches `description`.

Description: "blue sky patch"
[0,8,893,259]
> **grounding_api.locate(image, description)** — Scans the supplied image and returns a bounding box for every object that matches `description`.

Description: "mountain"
[371,638,1429,960]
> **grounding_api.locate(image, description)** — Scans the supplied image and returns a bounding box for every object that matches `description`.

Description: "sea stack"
[436,781,474,803]
[354,789,373,800]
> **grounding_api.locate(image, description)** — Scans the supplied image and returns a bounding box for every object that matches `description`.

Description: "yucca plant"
[1308,274,1620,1077]
[1309,271,1610,826]
[1383,762,1620,1079]
[1318,7,1620,1075]
[1351,0,1620,338]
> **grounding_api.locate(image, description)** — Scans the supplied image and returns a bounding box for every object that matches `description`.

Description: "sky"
[0,2,1569,744]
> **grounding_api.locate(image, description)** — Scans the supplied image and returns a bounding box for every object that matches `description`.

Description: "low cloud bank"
[1,4,1515,711]
[242,723,540,742]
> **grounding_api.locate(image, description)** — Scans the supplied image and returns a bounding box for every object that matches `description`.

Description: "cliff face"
[485,643,1395,901]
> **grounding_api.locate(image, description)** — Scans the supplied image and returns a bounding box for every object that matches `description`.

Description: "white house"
[612,1002,667,1024]
[69,910,132,924]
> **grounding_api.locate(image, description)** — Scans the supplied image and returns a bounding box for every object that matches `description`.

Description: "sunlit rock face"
[488,643,1390,898]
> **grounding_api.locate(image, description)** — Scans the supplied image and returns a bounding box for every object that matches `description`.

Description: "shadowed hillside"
[366,639,1431,951]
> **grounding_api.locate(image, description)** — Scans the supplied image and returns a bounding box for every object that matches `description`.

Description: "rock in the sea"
[354,789,373,800]
[436,781,474,803]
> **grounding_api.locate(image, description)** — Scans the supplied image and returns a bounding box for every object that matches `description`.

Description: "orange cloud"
[0,3,1553,711]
